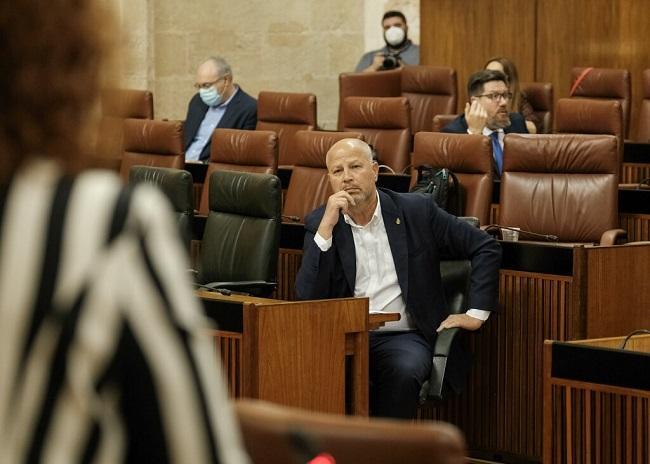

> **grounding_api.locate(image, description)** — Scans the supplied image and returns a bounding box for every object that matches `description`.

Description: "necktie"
[491,131,503,175]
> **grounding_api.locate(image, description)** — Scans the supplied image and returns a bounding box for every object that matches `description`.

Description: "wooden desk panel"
[544,337,650,463]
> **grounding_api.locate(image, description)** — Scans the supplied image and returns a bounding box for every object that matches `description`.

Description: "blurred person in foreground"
[0,0,248,462]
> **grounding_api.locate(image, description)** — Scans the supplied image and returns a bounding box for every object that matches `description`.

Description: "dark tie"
[491,131,503,175]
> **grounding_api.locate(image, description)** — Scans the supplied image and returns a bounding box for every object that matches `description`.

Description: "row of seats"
[95,65,650,176]
[120,116,624,246]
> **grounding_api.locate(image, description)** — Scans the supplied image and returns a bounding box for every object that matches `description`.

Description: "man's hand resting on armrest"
[436,313,484,333]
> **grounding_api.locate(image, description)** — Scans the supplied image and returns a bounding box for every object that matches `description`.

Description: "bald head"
[326,138,373,168]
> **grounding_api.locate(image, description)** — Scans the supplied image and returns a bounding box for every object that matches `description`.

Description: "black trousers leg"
[369,330,433,419]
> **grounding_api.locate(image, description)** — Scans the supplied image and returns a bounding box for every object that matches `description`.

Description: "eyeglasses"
[194,76,227,90]
[476,92,513,102]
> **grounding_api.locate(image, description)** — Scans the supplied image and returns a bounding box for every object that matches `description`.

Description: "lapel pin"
[396,218,401,225]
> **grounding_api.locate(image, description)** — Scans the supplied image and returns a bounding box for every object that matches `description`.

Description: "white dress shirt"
[314,192,490,330]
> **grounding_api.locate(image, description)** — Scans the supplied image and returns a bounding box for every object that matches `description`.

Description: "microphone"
[483,224,559,242]
[619,329,650,350]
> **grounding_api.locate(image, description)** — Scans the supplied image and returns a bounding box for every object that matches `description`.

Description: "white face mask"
[384,26,406,47]
[199,85,223,107]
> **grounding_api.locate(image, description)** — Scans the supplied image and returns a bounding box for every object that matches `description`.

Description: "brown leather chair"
[570,67,631,137]
[500,134,624,245]
[339,96,411,173]
[636,69,650,142]
[555,98,623,139]
[94,89,155,170]
[282,130,363,223]
[198,128,277,214]
[337,69,402,130]
[119,119,184,182]
[432,114,460,132]
[520,82,553,134]
[256,91,317,168]
[401,65,457,134]
[236,399,466,464]
[412,132,494,225]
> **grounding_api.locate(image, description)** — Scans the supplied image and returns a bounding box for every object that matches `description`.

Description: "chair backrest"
[235,399,466,464]
[337,69,402,130]
[339,96,411,173]
[120,119,184,181]
[555,98,623,138]
[570,67,631,137]
[128,166,194,248]
[199,129,278,214]
[101,88,154,119]
[500,134,619,242]
[401,65,458,135]
[412,132,493,225]
[256,91,317,168]
[94,89,155,170]
[637,69,650,141]
[198,171,281,285]
[432,114,460,132]
[520,82,553,134]
[282,130,364,223]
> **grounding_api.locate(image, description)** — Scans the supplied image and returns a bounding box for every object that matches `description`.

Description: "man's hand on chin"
[436,314,484,333]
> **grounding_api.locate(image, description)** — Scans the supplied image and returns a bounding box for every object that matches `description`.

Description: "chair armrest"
[202,280,277,297]
[419,327,462,403]
[599,228,627,246]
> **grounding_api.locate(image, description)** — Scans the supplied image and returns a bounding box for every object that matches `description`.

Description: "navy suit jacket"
[441,112,529,135]
[183,87,257,162]
[295,189,502,345]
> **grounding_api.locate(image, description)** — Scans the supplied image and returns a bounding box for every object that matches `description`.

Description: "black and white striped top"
[0,160,249,463]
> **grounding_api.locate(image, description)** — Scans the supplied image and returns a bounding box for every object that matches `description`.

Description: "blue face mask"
[199,86,223,107]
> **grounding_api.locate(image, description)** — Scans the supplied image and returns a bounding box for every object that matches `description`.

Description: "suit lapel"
[333,216,357,293]
[379,190,409,301]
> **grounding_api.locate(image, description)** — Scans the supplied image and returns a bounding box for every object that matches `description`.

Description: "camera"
[381,53,401,70]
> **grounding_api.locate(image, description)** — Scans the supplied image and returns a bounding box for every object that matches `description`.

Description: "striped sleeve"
[0,164,249,463]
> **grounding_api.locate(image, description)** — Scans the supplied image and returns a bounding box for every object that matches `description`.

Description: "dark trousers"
[369,330,433,419]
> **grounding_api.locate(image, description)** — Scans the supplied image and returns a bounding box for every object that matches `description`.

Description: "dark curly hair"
[0,0,113,179]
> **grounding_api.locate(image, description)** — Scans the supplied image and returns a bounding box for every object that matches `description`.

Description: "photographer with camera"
[355,10,420,73]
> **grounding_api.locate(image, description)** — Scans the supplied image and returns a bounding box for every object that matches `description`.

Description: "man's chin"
[490,115,512,130]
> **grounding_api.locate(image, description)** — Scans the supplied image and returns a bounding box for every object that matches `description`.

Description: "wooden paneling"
[420,0,536,112]
[274,248,302,301]
[622,163,650,184]
[421,0,650,133]
[620,213,650,242]
[536,0,650,134]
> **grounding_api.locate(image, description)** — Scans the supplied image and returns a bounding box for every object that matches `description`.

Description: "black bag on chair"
[410,165,463,215]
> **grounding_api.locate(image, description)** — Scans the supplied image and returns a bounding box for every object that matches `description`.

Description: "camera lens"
[382,54,399,70]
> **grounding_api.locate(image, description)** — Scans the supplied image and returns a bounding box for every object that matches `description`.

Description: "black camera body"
[381,52,401,70]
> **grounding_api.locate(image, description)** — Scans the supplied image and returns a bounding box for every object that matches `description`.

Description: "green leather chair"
[128,166,194,249]
[197,170,282,297]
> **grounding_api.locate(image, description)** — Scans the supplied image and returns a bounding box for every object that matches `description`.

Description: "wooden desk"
[619,185,650,242]
[544,334,650,463]
[622,140,650,184]
[420,240,650,463]
[198,290,398,416]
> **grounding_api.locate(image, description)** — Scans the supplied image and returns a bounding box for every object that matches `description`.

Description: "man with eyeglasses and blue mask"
[355,10,419,73]
[184,56,257,162]
[442,69,529,178]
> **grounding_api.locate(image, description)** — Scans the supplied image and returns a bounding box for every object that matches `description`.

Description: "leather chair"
[570,67,631,137]
[432,114,460,132]
[412,132,493,225]
[339,96,411,173]
[520,82,553,134]
[119,119,184,182]
[198,128,278,214]
[636,69,650,142]
[401,65,457,134]
[128,166,194,249]
[196,170,281,296]
[256,91,317,168]
[337,69,402,130]
[555,98,624,140]
[236,399,466,464]
[94,88,155,170]
[500,134,625,245]
[282,130,364,223]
